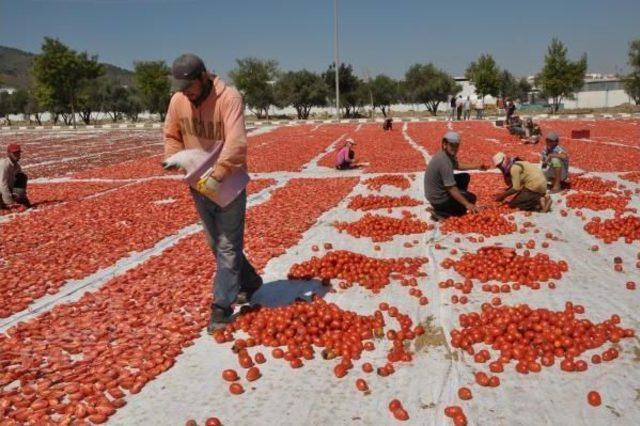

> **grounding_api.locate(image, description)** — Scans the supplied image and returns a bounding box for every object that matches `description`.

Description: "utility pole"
[333,0,340,120]
[364,69,374,119]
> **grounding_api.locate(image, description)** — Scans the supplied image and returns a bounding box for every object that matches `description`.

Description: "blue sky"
[1,0,638,80]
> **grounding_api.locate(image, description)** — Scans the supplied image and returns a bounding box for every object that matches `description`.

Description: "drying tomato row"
[0,180,199,318]
[334,212,431,242]
[0,178,275,319]
[317,124,426,172]
[541,119,640,147]
[248,125,352,172]
[3,131,160,176]
[287,250,428,293]
[1,182,125,218]
[441,246,568,285]
[347,194,422,211]
[0,176,352,424]
[363,175,412,191]
[73,155,171,180]
[245,177,358,271]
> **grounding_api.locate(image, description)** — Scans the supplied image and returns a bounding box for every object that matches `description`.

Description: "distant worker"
[456,96,464,121]
[424,131,487,221]
[506,115,525,137]
[463,96,471,120]
[474,96,484,119]
[0,144,31,210]
[336,139,357,170]
[382,117,393,131]
[505,98,516,123]
[523,117,541,144]
[449,96,457,121]
[492,152,552,212]
[541,131,569,193]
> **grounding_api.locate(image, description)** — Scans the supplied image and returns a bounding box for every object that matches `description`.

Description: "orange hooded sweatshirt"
[164,75,247,178]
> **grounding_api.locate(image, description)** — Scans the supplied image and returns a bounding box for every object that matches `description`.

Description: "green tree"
[535,38,587,113]
[77,79,104,124]
[0,91,13,125]
[623,39,640,105]
[465,54,501,99]
[404,63,461,116]
[322,63,362,118]
[122,87,144,122]
[497,71,531,102]
[133,61,171,121]
[26,90,44,125]
[97,78,132,122]
[369,75,399,117]
[275,70,328,119]
[229,57,279,120]
[11,89,29,122]
[31,38,104,126]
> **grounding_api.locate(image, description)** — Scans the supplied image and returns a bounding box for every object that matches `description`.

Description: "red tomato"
[587,391,601,407]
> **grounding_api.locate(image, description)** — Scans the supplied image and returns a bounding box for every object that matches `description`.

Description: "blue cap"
[443,131,461,144]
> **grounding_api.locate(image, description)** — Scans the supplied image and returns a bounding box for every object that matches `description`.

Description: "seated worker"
[0,143,31,210]
[336,139,357,170]
[540,131,569,193]
[424,131,487,220]
[523,117,541,144]
[506,115,525,137]
[492,152,552,212]
[382,117,393,131]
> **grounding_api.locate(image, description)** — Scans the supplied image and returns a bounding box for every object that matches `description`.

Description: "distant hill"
[0,45,134,90]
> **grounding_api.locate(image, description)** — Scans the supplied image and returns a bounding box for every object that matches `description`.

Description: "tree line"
[0,37,639,124]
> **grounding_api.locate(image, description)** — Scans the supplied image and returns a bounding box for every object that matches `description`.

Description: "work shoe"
[206,306,233,334]
[235,279,263,305]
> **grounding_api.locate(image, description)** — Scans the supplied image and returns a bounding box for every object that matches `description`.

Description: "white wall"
[561,89,633,109]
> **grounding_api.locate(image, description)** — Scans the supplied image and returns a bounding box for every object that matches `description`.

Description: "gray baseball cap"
[545,131,559,142]
[171,53,206,91]
[443,131,461,144]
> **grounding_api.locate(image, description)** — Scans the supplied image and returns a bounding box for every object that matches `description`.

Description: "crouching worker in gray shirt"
[424,131,487,221]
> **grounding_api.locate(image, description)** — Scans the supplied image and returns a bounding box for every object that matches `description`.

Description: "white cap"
[492,152,506,168]
[443,131,461,144]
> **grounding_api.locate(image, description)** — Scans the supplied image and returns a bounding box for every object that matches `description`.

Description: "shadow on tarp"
[251,279,329,308]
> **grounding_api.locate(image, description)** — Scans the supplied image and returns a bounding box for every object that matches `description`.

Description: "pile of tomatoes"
[569,176,618,193]
[583,215,640,244]
[288,250,428,293]
[440,207,516,237]
[363,175,411,191]
[450,303,634,375]
[442,246,567,286]
[212,297,425,391]
[334,212,431,242]
[566,192,631,214]
[348,195,422,211]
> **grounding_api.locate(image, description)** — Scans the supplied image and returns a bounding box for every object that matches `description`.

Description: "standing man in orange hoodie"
[164,54,262,332]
